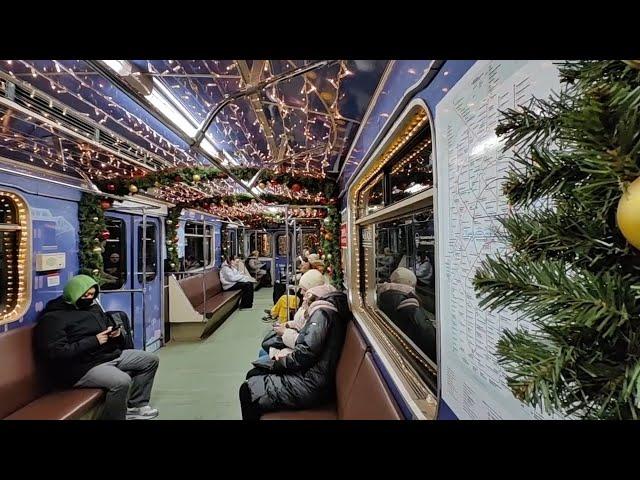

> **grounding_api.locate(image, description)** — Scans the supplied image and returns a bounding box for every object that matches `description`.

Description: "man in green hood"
[34,274,160,420]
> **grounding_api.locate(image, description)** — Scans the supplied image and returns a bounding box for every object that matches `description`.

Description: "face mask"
[76,297,94,309]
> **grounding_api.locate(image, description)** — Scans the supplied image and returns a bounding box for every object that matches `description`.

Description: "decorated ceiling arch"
[1,59,387,288]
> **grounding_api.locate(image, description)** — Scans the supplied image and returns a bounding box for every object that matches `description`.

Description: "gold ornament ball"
[326,253,332,260]
[170,262,176,268]
[617,176,640,249]
[92,269,100,276]
[192,174,201,182]
[92,216,99,222]
[92,246,102,254]
[129,184,138,193]
[166,219,173,225]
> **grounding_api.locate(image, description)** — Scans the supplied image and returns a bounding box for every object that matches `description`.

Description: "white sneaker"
[126,405,159,420]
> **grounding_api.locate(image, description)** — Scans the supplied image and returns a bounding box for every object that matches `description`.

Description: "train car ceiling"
[0,60,388,222]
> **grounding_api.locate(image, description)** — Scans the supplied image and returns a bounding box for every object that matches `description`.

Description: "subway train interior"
[0,59,638,421]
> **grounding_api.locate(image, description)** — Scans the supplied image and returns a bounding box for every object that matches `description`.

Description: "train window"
[276,234,290,256]
[0,190,30,325]
[184,221,214,270]
[102,217,127,290]
[359,173,384,216]
[249,232,271,257]
[388,131,433,204]
[222,228,237,258]
[300,233,319,252]
[137,223,157,283]
[374,208,437,371]
[349,106,438,415]
[237,229,245,257]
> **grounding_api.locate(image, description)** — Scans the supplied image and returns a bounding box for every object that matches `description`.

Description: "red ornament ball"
[100,229,111,241]
[100,199,112,210]
[106,183,116,192]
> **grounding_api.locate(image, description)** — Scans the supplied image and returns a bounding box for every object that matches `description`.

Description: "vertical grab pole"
[285,205,290,323]
[202,216,207,324]
[142,210,148,350]
[292,217,298,292]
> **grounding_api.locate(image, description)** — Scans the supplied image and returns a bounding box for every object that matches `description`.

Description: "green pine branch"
[474,255,636,338]
[497,204,631,271]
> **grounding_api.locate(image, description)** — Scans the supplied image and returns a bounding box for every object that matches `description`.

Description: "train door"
[100,211,163,352]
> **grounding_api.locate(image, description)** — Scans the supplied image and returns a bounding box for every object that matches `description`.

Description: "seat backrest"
[0,326,46,418]
[335,322,368,418]
[178,273,204,308]
[341,352,403,420]
[204,269,222,298]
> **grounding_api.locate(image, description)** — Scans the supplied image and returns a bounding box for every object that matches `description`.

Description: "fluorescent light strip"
[100,60,241,169]
[100,60,131,76]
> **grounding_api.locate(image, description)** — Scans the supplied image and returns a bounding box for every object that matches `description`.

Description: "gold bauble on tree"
[129,184,138,194]
[617,176,640,249]
[192,174,201,182]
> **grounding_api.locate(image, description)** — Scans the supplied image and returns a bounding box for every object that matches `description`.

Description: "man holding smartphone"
[34,274,160,420]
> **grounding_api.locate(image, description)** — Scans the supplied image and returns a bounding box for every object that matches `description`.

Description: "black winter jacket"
[377,286,437,362]
[34,297,125,387]
[247,291,350,411]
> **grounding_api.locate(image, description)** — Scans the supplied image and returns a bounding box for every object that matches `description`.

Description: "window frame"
[184,220,215,269]
[248,231,272,258]
[0,189,31,325]
[102,216,128,291]
[137,222,158,283]
[347,101,440,420]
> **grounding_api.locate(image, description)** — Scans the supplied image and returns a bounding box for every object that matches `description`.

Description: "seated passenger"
[268,283,338,361]
[416,252,434,286]
[235,255,252,277]
[239,287,350,420]
[259,270,327,355]
[185,255,202,271]
[262,286,299,324]
[248,250,272,287]
[376,267,436,362]
[220,255,255,310]
[34,274,160,421]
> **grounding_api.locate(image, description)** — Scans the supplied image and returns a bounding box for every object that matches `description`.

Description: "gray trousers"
[75,349,160,420]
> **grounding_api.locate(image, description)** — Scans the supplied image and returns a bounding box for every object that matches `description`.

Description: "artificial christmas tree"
[473,61,640,419]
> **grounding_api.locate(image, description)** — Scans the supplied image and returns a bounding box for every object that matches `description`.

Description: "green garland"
[78,193,117,286]
[320,207,343,289]
[164,206,181,272]
[95,166,337,199]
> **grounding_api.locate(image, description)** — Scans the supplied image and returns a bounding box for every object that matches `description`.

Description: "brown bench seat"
[1,326,104,420]
[168,268,241,341]
[260,321,403,420]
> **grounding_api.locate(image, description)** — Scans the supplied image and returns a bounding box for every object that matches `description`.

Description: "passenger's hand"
[273,324,286,336]
[96,328,112,345]
[109,327,121,338]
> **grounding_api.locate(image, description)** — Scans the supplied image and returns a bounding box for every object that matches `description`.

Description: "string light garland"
[77,193,118,286]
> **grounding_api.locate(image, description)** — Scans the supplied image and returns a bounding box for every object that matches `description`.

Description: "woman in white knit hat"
[258,269,326,358]
[377,267,436,362]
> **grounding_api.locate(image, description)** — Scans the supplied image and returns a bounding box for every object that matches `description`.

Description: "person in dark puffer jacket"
[377,267,437,363]
[238,290,350,420]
